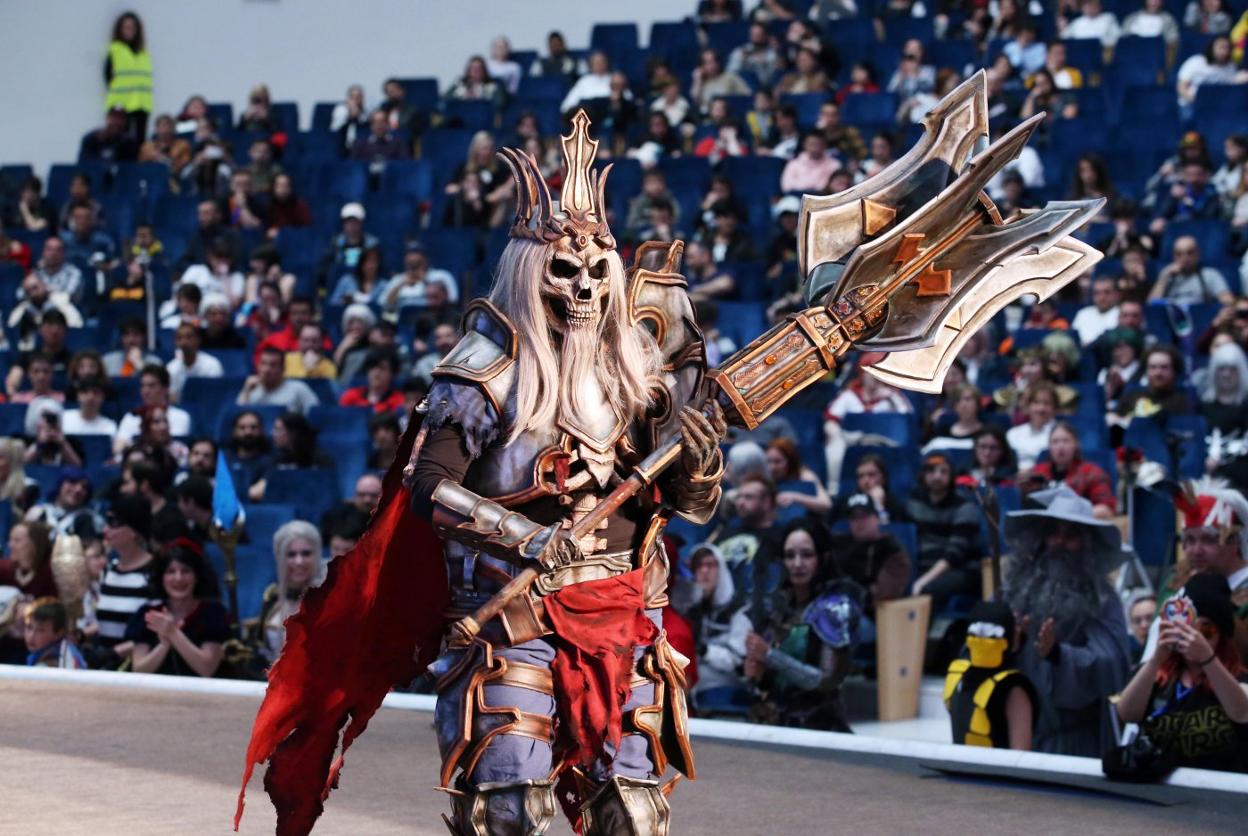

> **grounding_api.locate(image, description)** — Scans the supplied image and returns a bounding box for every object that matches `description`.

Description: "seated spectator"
[832,452,910,523]
[775,46,830,95]
[835,63,880,107]
[408,322,461,387]
[237,346,319,415]
[167,323,224,401]
[339,350,405,414]
[1071,275,1121,346]
[180,199,242,272]
[56,173,104,230]
[1185,0,1233,34]
[252,296,329,364]
[887,39,936,99]
[350,109,410,163]
[925,383,985,453]
[114,364,190,454]
[237,83,278,132]
[1096,326,1146,412]
[182,440,218,483]
[1153,163,1227,238]
[178,237,246,311]
[1111,343,1194,424]
[160,283,203,331]
[25,468,101,540]
[956,425,1020,492]
[560,50,612,113]
[89,494,154,666]
[683,241,736,301]
[379,243,459,311]
[167,475,214,546]
[1201,341,1248,434]
[625,170,680,233]
[1062,0,1121,45]
[223,410,272,490]
[224,170,266,232]
[532,30,580,83]
[0,520,57,601]
[743,518,864,731]
[321,473,382,540]
[1042,41,1084,89]
[241,244,296,307]
[907,452,983,608]
[266,173,311,236]
[673,543,750,707]
[728,22,782,87]
[0,438,40,513]
[24,406,83,468]
[325,243,383,305]
[832,493,913,614]
[1214,134,1246,209]
[332,82,370,152]
[1004,22,1047,74]
[23,598,87,669]
[248,412,332,501]
[483,36,522,95]
[123,405,188,481]
[634,197,686,245]
[201,292,247,350]
[1148,234,1238,305]
[317,203,379,288]
[12,268,83,345]
[860,133,898,180]
[691,49,751,113]
[764,437,832,515]
[1125,591,1157,662]
[283,323,337,380]
[781,131,842,194]
[714,474,786,600]
[79,105,140,163]
[1121,0,1180,45]
[127,540,227,677]
[122,459,182,540]
[1067,154,1115,211]
[1115,573,1248,772]
[12,176,55,233]
[251,520,326,662]
[8,351,63,406]
[1176,35,1246,116]
[0,219,30,275]
[700,201,757,263]
[945,601,1037,749]
[1007,381,1059,471]
[326,507,368,558]
[139,113,193,175]
[366,412,401,469]
[824,366,914,486]
[446,55,506,109]
[329,304,375,381]
[693,118,751,166]
[1020,421,1116,517]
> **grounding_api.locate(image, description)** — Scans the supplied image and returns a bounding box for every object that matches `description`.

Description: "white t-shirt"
[1071,305,1119,346]
[1006,419,1055,471]
[116,405,192,446]
[168,351,225,400]
[62,410,118,436]
[380,268,460,310]
[986,146,1045,198]
[175,264,245,305]
[1063,13,1121,46]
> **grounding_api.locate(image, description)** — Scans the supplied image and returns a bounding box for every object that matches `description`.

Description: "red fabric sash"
[235,418,448,836]
[544,567,658,770]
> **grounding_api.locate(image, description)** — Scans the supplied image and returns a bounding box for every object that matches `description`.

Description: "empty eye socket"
[550,258,579,279]
[588,259,607,280]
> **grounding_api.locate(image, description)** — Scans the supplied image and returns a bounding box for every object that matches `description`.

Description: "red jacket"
[338,387,405,413]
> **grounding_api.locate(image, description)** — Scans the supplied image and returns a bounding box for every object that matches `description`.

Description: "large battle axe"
[447,71,1103,646]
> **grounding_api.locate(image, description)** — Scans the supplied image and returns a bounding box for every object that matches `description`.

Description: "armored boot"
[442,778,557,836]
[580,776,671,836]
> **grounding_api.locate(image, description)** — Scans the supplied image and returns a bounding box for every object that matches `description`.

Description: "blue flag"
[213,450,245,529]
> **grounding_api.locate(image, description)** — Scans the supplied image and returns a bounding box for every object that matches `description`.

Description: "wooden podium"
[875,595,932,722]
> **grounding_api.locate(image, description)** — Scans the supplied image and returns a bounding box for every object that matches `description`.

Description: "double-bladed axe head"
[797,69,1105,394]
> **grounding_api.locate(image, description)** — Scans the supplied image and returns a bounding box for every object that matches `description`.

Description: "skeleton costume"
[405,111,724,835]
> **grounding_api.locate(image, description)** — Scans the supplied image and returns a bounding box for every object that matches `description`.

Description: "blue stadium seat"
[66,434,113,467]
[884,522,918,566]
[841,412,916,447]
[1131,485,1175,568]
[928,39,977,73]
[316,161,368,203]
[378,160,434,203]
[704,21,750,58]
[517,76,568,103]
[720,156,785,196]
[153,193,199,237]
[206,102,234,130]
[591,22,639,61]
[212,350,251,377]
[657,156,711,191]
[271,101,300,134]
[1162,220,1229,260]
[442,100,495,132]
[308,405,370,440]
[1063,38,1105,80]
[0,404,27,437]
[263,467,338,521]
[235,544,279,622]
[840,92,897,131]
[779,93,825,129]
[0,164,34,190]
[242,503,296,551]
[1113,36,1167,74]
[320,436,369,499]
[649,21,700,57]
[274,226,320,273]
[311,101,337,132]
[421,128,474,184]
[0,501,10,549]
[288,131,340,163]
[1192,83,1248,124]
[110,162,170,205]
[714,301,767,350]
[1124,414,1207,479]
[395,78,440,113]
[884,16,934,46]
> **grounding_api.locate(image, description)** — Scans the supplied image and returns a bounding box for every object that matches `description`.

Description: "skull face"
[541,246,611,332]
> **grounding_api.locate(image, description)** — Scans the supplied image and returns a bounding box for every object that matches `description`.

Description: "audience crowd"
[3,2,1248,771]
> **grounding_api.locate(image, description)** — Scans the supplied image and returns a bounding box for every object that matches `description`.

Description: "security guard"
[945,601,1038,749]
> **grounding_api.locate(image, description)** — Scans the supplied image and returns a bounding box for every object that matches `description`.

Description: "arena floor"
[2,676,1243,835]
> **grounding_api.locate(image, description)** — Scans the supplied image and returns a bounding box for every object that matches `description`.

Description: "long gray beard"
[1005,546,1104,640]
[558,324,612,427]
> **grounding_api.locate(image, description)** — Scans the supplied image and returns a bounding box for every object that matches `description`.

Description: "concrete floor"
[2,677,1244,835]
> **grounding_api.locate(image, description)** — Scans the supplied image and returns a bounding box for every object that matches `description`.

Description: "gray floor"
[2,678,1244,835]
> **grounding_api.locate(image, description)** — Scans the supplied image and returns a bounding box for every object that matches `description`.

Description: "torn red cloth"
[544,567,658,770]
[235,417,447,836]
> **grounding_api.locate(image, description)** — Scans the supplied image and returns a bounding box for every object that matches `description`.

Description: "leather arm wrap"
[763,647,824,691]
[668,448,724,525]
[430,479,550,567]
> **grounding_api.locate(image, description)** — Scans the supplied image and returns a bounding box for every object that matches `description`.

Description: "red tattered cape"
[235,417,447,835]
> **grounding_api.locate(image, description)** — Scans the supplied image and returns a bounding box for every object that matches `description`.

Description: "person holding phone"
[1114,573,1248,772]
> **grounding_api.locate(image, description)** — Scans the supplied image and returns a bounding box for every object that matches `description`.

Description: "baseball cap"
[845,492,878,516]
[106,493,152,541]
[340,202,366,221]
[772,195,801,219]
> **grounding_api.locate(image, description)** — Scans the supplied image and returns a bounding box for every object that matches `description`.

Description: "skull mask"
[541,243,611,332]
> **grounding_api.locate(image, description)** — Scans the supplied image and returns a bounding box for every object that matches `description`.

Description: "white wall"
[0,0,685,176]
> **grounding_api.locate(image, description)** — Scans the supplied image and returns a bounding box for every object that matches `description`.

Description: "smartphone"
[1162,596,1194,627]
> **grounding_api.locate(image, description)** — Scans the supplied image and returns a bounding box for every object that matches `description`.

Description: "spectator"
[179,237,246,312]
[743,518,863,731]
[1021,422,1117,516]
[860,133,898,180]
[7,351,63,406]
[486,36,523,95]
[446,55,506,109]
[284,323,337,380]
[1153,235,1233,304]
[124,406,189,481]
[835,62,880,106]
[1125,591,1157,661]
[561,51,612,113]
[266,173,312,235]
[339,350,405,414]
[321,473,382,543]
[1121,0,1181,45]
[237,84,278,132]
[242,138,283,194]
[728,22,782,86]
[11,176,55,233]
[380,243,459,311]
[378,77,425,139]
[1185,0,1233,33]
[183,440,218,483]
[1003,487,1133,755]
[780,131,842,194]
[907,452,983,608]
[691,49,752,113]
[7,279,80,366]
[925,383,986,452]
[167,322,224,401]
[174,94,208,134]
[1007,381,1059,471]
[824,366,914,486]
[775,46,830,94]
[248,412,331,501]
[0,219,31,271]
[1096,326,1146,411]
[33,236,85,305]
[237,346,319,415]
[23,598,87,669]
[366,412,401,469]
[122,459,181,537]
[831,492,913,612]
[532,30,580,82]
[834,451,909,523]
[252,520,325,662]
[0,439,40,513]
[0,520,57,601]
[1043,41,1084,89]
[139,113,192,175]
[1214,134,1246,209]
[1112,343,1194,424]
[224,170,266,231]
[1004,23,1047,74]
[714,474,786,602]
[349,109,410,163]
[325,508,368,558]
[331,304,376,380]
[1154,163,1226,236]
[887,39,937,99]
[170,475,215,545]
[816,100,866,163]
[1176,35,1247,115]
[956,425,1020,492]
[180,199,241,271]
[945,600,1038,749]
[1061,0,1122,46]
[764,437,832,515]
[62,377,117,437]
[1068,154,1115,207]
[181,136,235,203]
[682,241,736,301]
[127,540,228,677]
[93,494,154,661]
[115,364,193,454]
[1116,573,1248,771]
[57,173,104,230]
[330,83,369,155]
[201,292,246,350]
[223,410,272,491]
[409,322,461,386]
[673,543,750,707]
[102,317,161,377]
[1071,275,1121,345]
[253,296,329,363]
[160,282,203,331]
[1201,341,1248,435]
[78,107,139,163]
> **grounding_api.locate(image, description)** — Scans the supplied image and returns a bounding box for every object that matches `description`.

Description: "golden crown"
[498,109,615,252]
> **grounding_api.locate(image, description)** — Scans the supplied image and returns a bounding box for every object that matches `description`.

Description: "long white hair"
[489,238,660,442]
[272,520,325,600]
[1201,341,1248,405]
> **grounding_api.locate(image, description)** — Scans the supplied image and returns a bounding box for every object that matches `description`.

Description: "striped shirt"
[96,558,153,645]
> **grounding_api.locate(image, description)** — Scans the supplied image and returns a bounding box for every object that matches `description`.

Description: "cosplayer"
[944,600,1037,749]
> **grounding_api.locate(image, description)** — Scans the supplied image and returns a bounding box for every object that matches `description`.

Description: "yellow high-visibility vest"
[105,41,153,113]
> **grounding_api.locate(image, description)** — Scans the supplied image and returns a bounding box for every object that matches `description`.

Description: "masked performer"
[1003,487,1133,756]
